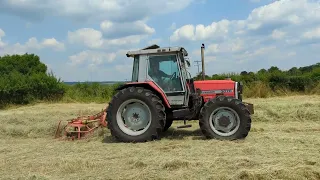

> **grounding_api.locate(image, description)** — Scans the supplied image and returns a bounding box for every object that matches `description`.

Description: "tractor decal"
[201,89,234,94]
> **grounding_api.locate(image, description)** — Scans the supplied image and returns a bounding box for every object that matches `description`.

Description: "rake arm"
[55,108,108,140]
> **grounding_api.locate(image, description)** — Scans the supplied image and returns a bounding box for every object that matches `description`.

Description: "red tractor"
[106,44,254,142]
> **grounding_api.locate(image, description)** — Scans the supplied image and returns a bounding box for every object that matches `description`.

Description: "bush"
[0,53,124,108]
[0,54,64,106]
[243,81,273,98]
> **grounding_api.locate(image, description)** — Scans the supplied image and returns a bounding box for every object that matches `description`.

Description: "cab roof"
[126,44,188,57]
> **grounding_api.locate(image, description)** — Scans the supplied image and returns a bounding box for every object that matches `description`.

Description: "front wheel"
[163,118,173,132]
[199,96,251,140]
[106,87,166,142]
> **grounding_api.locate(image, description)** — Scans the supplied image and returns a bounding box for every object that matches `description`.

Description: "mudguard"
[115,81,171,108]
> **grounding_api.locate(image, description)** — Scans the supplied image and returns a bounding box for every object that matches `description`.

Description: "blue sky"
[0,0,319,82]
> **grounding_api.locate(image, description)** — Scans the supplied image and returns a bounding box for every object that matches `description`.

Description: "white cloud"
[236,46,277,61]
[0,28,6,48]
[174,0,320,76]
[67,27,147,49]
[0,29,65,55]
[246,0,305,29]
[170,24,196,42]
[2,0,320,82]
[171,0,320,43]
[171,19,246,43]
[115,64,133,74]
[100,20,155,38]
[65,48,135,81]
[207,38,244,54]
[106,35,146,46]
[0,28,4,37]
[0,0,193,82]
[148,38,162,45]
[68,28,104,49]
[41,38,65,51]
[1,38,65,55]
[56,63,133,82]
[287,51,296,56]
[302,26,320,39]
[0,0,193,22]
[271,29,286,39]
[68,50,116,66]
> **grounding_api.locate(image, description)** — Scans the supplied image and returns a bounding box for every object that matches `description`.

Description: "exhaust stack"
[201,43,205,80]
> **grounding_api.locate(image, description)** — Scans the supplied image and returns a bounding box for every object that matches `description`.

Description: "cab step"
[177,124,192,128]
[177,119,192,129]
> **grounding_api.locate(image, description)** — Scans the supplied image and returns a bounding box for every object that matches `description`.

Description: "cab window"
[148,54,183,92]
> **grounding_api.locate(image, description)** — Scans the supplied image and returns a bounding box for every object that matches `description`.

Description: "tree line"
[0,53,319,108]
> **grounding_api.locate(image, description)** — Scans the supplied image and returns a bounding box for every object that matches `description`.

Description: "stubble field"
[1,95,320,180]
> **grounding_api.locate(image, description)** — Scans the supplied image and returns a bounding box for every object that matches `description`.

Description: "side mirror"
[185,60,190,67]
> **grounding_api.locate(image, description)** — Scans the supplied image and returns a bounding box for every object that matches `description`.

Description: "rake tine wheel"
[55,108,108,140]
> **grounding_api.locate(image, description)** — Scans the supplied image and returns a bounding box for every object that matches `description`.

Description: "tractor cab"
[126,44,193,107]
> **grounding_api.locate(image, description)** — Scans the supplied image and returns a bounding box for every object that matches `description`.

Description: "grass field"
[1,95,320,180]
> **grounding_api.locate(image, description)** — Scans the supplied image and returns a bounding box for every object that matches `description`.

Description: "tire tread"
[199,95,251,140]
[106,87,165,142]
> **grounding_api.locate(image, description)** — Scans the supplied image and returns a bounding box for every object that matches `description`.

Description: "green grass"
[1,95,320,179]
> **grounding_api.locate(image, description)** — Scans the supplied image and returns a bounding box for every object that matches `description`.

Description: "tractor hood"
[193,80,237,101]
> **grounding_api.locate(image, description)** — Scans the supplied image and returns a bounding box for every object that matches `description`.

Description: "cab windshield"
[148,54,183,92]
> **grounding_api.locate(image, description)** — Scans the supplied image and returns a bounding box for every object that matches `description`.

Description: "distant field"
[1,95,320,180]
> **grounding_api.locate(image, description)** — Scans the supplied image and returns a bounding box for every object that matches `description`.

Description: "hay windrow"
[0,95,320,179]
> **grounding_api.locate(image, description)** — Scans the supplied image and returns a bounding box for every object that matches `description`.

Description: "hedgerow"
[61,82,122,103]
[194,63,320,97]
[1,53,319,108]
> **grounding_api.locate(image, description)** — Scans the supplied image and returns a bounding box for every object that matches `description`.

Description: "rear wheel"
[199,96,251,140]
[106,87,166,142]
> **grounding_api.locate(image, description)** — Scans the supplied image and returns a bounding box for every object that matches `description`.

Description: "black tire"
[106,86,166,142]
[163,118,173,132]
[199,96,251,140]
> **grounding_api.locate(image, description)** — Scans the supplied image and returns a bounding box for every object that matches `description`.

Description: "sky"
[0,0,319,82]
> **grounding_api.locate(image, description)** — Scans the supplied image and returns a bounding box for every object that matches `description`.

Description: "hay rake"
[55,108,108,140]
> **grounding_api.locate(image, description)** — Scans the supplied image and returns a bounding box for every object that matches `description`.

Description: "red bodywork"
[122,81,171,108]
[193,80,236,103]
[121,80,236,108]
[55,109,108,140]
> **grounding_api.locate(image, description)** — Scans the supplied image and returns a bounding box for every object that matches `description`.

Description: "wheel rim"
[209,107,240,137]
[116,99,152,136]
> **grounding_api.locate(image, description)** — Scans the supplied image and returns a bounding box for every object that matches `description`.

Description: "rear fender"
[116,82,171,108]
[243,102,254,114]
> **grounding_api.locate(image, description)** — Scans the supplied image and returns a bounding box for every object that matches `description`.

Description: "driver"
[148,58,179,91]
[149,60,171,81]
